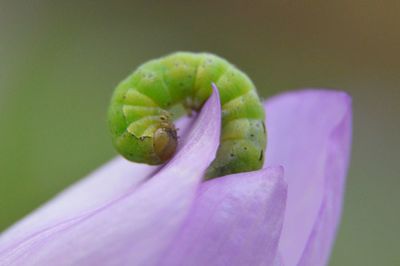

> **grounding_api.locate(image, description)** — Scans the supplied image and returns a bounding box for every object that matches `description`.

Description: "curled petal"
[264,89,352,266]
[162,167,287,266]
[0,89,221,265]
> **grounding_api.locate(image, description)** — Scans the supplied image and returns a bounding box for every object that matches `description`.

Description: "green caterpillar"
[108,52,266,179]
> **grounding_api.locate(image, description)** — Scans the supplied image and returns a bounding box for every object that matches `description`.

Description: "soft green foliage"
[108,52,266,178]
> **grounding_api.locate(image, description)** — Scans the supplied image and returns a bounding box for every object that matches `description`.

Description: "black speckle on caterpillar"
[108,52,266,179]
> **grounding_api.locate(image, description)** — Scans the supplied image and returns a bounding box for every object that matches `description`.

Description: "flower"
[0,87,352,266]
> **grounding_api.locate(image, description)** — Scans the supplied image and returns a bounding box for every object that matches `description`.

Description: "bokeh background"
[1,1,399,265]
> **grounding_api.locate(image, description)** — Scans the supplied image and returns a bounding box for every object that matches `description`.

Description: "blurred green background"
[0,1,399,265]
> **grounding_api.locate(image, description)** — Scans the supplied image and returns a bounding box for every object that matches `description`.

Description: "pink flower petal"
[162,166,287,266]
[0,89,221,265]
[264,89,352,266]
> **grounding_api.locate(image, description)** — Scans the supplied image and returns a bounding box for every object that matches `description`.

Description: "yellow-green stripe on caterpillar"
[108,52,266,179]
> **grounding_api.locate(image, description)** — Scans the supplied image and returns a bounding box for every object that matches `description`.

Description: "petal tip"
[258,166,287,195]
[207,83,221,117]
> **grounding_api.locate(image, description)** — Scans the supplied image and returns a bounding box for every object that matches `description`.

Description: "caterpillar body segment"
[108,52,266,179]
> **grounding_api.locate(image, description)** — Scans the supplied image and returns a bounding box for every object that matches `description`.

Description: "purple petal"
[264,89,352,266]
[162,167,287,266]
[0,158,158,245]
[0,89,221,265]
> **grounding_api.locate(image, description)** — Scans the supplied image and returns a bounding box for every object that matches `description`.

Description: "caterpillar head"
[111,120,178,165]
[153,125,178,162]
